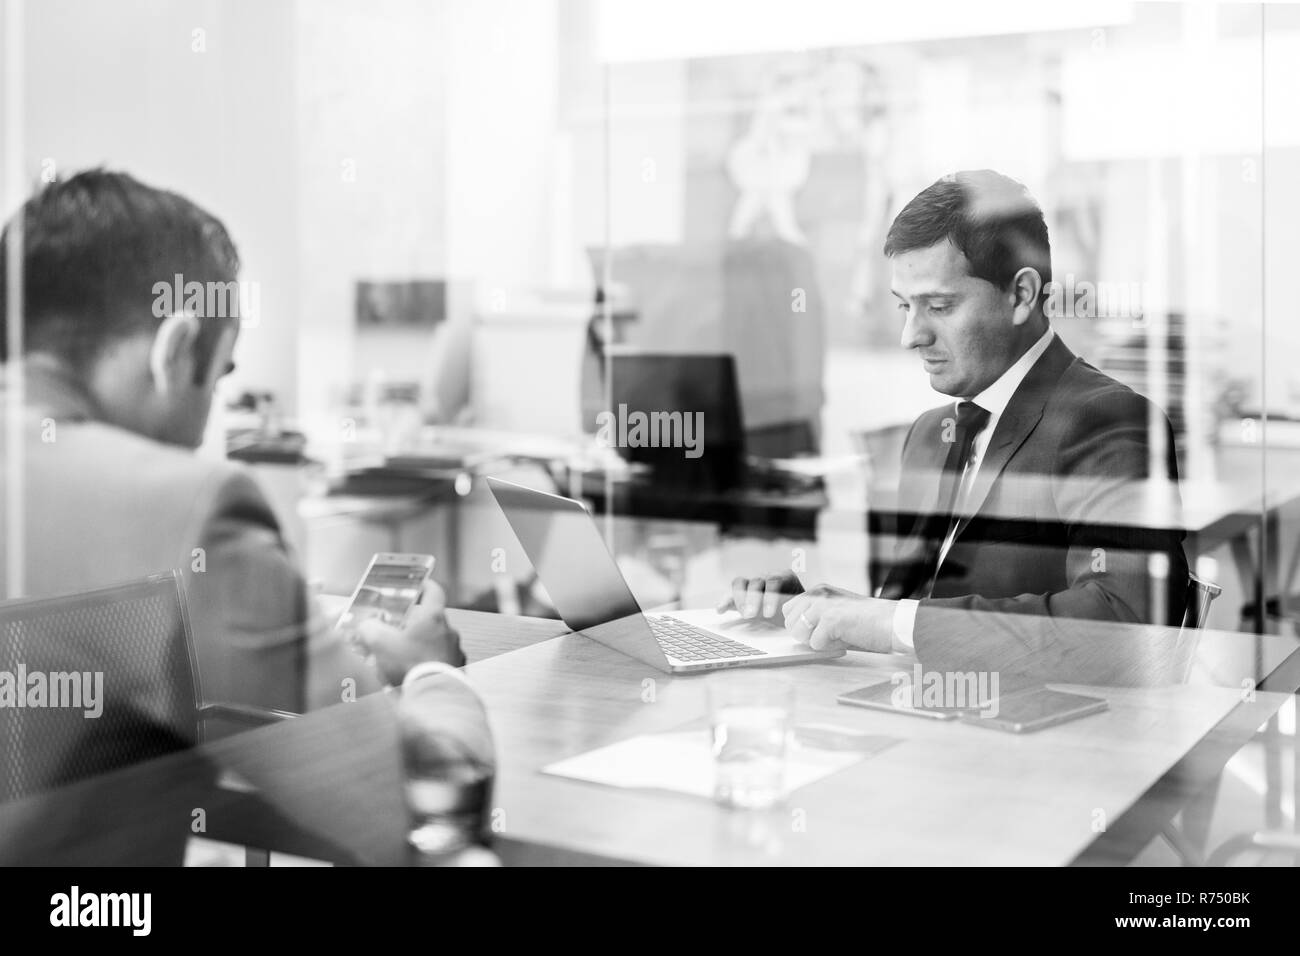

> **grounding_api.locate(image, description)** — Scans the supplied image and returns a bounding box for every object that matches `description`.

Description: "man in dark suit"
[723,170,1189,682]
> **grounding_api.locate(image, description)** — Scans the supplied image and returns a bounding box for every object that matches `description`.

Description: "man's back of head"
[1,169,242,448]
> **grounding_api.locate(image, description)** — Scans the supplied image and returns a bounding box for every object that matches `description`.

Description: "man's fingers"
[761,576,787,618]
[782,593,811,628]
[808,609,840,651]
[721,573,804,618]
[352,618,392,656]
[808,618,846,652]
[405,595,446,630]
[730,577,749,617]
[787,598,820,644]
[717,578,741,613]
[743,578,765,619]
[417,579,447,611]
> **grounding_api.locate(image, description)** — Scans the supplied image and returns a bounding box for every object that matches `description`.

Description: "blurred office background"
[3,0,1299,616]
[2,0,1299,859]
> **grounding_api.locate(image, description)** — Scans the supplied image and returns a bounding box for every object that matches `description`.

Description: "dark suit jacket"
[881,335,1191,684]
[0,360,386,714]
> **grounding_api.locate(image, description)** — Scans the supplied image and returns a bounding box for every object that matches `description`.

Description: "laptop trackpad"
[663,608,807,652]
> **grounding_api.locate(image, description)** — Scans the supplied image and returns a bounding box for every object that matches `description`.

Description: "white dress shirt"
[892,328,1056,649]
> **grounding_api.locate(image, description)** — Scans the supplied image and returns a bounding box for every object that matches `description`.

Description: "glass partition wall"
[0,0,1296,865]
[585,0,1298,860]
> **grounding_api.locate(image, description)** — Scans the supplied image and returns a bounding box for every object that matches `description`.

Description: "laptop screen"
[486,479,644,633]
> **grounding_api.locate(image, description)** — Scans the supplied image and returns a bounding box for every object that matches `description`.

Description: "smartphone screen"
[337,554,435,630]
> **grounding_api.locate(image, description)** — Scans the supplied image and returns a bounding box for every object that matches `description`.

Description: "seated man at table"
[0,169,462,714]
[723,170,1190,685]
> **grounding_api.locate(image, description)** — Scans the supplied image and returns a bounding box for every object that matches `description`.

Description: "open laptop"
[486,477,845,673]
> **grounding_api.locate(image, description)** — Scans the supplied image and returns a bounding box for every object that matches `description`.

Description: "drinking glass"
[707,674,794,809]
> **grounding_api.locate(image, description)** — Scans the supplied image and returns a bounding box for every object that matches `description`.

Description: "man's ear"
[1009,267,1043,327]
[148,312,201,396]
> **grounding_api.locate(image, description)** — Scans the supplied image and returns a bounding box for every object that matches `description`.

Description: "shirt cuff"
[892,599,919,651]
[401,660,471,691]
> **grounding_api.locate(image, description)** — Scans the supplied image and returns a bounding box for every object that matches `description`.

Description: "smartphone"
[959,687,1108,734]
[336,553,436,631]
[836,680,970,721]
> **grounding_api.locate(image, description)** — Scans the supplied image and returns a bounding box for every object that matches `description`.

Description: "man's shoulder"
[1053,356,1163,423]
[42,420,271,516]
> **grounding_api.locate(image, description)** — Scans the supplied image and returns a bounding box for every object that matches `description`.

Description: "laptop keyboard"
[648,616,760,661]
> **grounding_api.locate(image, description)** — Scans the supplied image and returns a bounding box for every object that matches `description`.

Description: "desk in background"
[567,468,828,540]
[293,427,1300,627]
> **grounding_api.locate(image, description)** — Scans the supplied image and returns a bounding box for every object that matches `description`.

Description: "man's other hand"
[717,572,806,621]
[355,581,465,686]
[781,587,895,654]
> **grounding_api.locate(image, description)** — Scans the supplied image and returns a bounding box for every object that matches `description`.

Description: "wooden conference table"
[2,607,1296,866]
[469,613,1298,867]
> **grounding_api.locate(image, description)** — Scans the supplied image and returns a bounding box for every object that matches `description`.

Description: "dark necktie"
[915,400,990,597]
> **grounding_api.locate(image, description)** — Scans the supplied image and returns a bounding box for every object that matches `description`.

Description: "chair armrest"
[197,702,300,727]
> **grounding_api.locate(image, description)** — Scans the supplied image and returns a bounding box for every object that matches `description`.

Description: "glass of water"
[707,674,794,810]
[399,667,498,865]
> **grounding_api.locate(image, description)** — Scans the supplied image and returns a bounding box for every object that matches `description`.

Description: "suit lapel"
[879,408,949,597]
[950,336,1076,542]
[898,408,951,539]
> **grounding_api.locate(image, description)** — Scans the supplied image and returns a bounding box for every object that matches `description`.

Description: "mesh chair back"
[0,572,199,802]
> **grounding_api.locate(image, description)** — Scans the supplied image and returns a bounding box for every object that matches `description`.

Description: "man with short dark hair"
[724,170,1189,682]
[0,169,460,713]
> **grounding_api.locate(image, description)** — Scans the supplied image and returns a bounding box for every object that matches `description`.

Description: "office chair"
[1182,572,1223,632]
[0,572,294,863]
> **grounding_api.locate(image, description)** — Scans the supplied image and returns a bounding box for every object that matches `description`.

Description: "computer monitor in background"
[607,351,746,493]
[585,242,826,457]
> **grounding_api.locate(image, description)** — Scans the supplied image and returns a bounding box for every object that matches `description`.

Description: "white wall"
[295,0,448,429]
[442,0,560,298]
[15,0,300,413]
[295,0,568,435]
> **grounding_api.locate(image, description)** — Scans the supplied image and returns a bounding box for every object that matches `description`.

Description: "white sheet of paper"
[542,729,874,798]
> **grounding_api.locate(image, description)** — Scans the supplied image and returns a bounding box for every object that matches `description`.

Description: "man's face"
[890,240,1021,398]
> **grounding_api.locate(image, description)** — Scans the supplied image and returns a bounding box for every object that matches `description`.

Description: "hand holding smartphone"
[336,552,464,686]
[337,553,437,631]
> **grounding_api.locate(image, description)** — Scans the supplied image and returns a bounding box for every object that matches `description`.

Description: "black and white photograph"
[0,0,1296,930]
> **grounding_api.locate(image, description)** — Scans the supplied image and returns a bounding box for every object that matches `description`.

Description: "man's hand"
[354,581,465,686]
[781,587,896,653]
[717,573,865,623]
[716,572,805,621]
